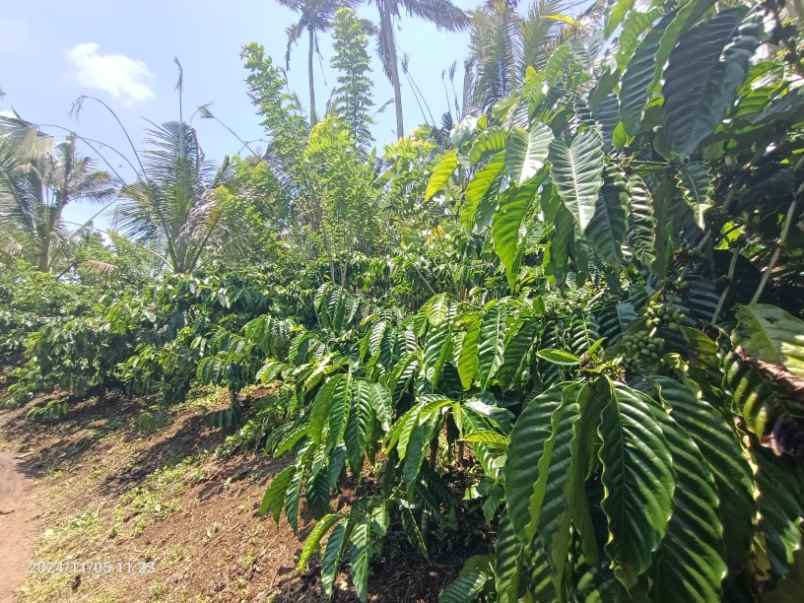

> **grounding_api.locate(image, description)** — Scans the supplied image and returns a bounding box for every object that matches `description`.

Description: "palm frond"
[275,0,304,11]
[51,135,115,205]
[115,181,161,242]
[114,120,218,272]
[401,0,470,31]
[467,2,523,110]
[374,98,396,115]
[375,16,397,81]
[285,20,307,70]
[521,0,567,70]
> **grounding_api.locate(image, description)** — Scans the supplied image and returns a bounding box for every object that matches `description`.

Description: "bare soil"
[0,388,453,602]
[0,451,40,603]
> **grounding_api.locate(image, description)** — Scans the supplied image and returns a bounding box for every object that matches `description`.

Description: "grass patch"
[112,454,206,538]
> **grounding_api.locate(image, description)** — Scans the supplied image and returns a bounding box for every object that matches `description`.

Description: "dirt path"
[0,451,39,603]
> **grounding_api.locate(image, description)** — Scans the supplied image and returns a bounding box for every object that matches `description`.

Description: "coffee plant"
[0,0,802,601]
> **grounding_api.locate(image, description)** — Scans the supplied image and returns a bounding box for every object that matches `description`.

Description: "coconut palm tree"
[465,0,570,112]
[367,0,469,139]
[115,121,227,274]
[66,61,229,275]
[467,0,522,112]
[278,0,357,125]
[0,123,114,272]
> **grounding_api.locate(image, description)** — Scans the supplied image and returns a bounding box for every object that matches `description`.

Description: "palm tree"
[0,122,114,272]
[278,0,356,125]
[465,1,522,112]
[66,61,229,275]
[115,121,226,274]
[465,1,569,112]
[367,0,469,139]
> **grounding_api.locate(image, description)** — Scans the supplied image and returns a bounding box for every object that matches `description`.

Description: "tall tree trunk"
[391,58,404,139]
[308,28,318,125]
[38,241,49,272]
[38,190,53,272]
[380,10,404,138]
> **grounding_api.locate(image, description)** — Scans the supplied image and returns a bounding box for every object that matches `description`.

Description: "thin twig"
[411,261,437,296]
[36,123,138,183]
[72,96,147,177]
[212,117,261,159]
[711,246,739,325]
[750,195,800,304]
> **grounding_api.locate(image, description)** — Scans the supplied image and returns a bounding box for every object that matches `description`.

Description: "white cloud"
[66,43,155,105]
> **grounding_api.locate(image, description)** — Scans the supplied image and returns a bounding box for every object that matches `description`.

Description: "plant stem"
[37,123,135,184]
[412,262,437,296]
[73,96,147,177]
[421,435,440,539]
[213,117,261,159]
[711,246,739,325]
[750,196,799,304]
[308,28,318,125]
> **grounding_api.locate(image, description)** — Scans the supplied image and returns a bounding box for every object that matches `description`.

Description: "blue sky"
[0,0,476,229]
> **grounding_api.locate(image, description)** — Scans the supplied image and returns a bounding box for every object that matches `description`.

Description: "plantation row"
[2,0,804,601]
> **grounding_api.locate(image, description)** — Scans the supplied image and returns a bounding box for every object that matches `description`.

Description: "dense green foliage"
[330,7,376,150]
[2,0,804,601]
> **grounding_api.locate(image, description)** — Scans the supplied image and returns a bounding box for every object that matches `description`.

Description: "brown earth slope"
[0,388,447,602]
[0,451,40,603]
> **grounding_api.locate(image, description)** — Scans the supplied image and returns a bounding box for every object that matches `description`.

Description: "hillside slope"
[0,388,444,602]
